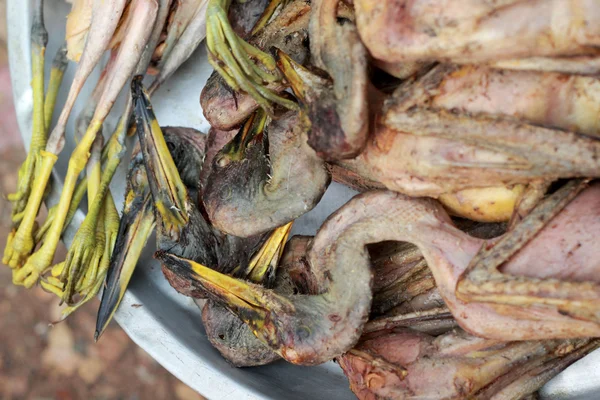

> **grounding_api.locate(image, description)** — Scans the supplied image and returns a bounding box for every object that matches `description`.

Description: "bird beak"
[219,109,267,162]
[275,49,329,105]
[245,221,293,284]
[157,251,291,332]
[131,76,189,232]
[155,223,295,336]
[95,159,156,341]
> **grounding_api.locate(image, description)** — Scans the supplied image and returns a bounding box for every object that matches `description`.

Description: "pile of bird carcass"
[6,0,600,398]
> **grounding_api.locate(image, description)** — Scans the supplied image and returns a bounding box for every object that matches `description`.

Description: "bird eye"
[222,187,233,201]
[296,325,311,340]
[216,155,230,167]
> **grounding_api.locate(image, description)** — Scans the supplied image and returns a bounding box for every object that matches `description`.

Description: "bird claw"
[4,225,36,269]
[2,230,16,267]
[8,153,37,223]
[206,0,298,114]
[40,275,65,297]
[12,247,54,288]
[59,221,103,304]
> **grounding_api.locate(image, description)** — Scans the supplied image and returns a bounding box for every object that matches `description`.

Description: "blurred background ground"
[0,2,205,399]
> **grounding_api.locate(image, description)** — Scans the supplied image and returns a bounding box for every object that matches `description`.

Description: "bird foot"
[12,244,55,288]
[4,222,36,269]
[4,151,58,269]
[206,0,298,115]
[58,214,105,304]
[7,153,37,224]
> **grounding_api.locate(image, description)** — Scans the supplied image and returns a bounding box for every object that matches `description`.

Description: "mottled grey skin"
[200,0,311,130]
[203,111,330,238]
[132,80,265,297]
[202,242,312,367]
[339,327,598,400]
[199,127,238,197]
[163,192,471,365]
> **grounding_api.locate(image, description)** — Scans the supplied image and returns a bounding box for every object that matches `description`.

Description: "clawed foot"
[7,153,37,224]
[4,225,36,269]
[206,0,298,114]
[12,246,54,288]
[60,216,105,303]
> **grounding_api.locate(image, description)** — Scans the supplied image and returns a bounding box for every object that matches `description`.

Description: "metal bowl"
[7,1,600,398]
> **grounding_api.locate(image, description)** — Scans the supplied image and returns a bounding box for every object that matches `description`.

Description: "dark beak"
[131,76,189,233]
[95,156,156,341]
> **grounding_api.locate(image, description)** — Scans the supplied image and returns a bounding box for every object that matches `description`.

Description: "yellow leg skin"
[40,264,65,298]
[72,209,105,297]
[13,121,102,287]
[60,193,119,319]
[103,192,120,260]
[8,41,48,224]
[40,276,65,297]
[57,120,125,302]
[60,273,104,320]
[44,45,68,131]
[51,261,64,277]
[4,151,57,269]
[206,0,298,114]
[36,176,88,244]
[59,136,104,303]
[3,230,15,264]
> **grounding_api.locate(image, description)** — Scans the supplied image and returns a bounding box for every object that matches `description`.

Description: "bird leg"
[59,192,120,319]
[4,0,129,270]
[206,0,298,115]
[41,107,130,302]
[245,221,292,284]
[44,44,69,131]
[456,179,600,322]
[12,0,157,287]
[3,0,48,266]
[39,136,105,297]
[6,0,48,225]
[9,42,68,228]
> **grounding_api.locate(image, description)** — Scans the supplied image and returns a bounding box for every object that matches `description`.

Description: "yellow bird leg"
[35,114,124,245]
[7,0,48,224]
[40,276,65,297]
[206,0,297,114]
[44,44,68,130]
[5,151,57,270]
[62,191,120,319]
[12,120,102,287]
